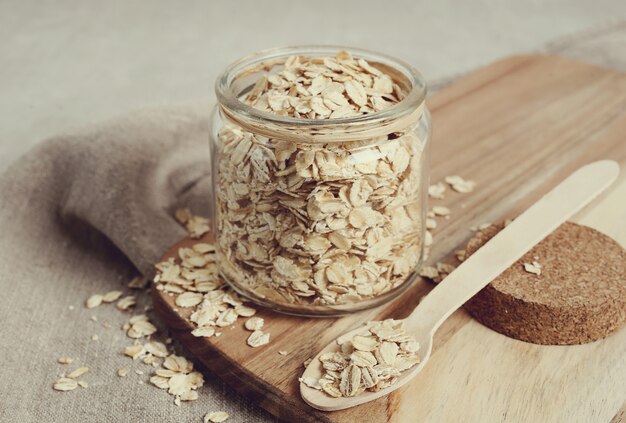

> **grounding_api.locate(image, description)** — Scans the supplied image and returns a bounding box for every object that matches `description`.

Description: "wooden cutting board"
[152,55,626,423]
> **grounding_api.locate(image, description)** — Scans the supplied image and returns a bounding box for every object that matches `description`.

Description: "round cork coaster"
[464,221,626,345]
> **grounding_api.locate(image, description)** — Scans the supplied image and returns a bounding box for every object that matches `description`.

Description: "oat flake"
[204,411,230,423]
[53,377,78,392]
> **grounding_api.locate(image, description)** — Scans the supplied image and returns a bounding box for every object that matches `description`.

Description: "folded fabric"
[0,104,273,422]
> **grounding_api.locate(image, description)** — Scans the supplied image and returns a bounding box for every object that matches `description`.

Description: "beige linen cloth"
[1,22,625,423]
[0,106,274,422]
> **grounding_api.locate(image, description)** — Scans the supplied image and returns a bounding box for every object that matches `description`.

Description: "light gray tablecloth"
[0,2,624,421]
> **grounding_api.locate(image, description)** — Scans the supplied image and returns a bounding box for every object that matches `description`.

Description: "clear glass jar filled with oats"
[209,46,430,316]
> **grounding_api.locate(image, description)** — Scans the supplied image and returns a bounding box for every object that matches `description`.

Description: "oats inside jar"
[213,48,429,312]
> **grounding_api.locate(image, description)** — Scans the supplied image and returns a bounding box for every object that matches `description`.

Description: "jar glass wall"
[209,46,430,316]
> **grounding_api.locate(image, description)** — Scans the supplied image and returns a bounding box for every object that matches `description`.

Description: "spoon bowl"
[300,320,434,410]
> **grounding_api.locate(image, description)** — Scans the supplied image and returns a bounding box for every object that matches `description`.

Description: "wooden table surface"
[154,55,626,423]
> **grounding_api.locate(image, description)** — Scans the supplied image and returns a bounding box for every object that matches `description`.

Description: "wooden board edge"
[151,285,334,423]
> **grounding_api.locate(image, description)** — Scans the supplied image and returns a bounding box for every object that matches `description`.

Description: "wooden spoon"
[300,160,619,411]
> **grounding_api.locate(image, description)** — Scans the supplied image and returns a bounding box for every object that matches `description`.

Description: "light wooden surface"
[300,160,620,411]
[153,55,626,423]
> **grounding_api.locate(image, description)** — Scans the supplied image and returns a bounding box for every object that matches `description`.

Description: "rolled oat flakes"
[213,48,430,312]
[308,319,420,397]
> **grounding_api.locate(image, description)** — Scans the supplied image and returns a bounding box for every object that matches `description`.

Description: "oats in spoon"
[308,319,420,397]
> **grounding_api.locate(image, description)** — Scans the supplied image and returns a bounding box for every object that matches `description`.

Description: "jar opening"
[215,45,427,143]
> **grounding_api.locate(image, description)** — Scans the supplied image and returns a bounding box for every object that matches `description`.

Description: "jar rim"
[214,45,427,141]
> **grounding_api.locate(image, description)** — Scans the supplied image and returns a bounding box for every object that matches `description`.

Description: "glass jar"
[209,46,430,316]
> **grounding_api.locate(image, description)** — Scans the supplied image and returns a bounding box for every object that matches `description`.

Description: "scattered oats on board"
[432,206,450,217]
[216,308,238,327]
[153,235,268,348]
[436,262,456,276]
[523,261,542,275]
[455,249,466,262]
[117,368,129,377]
[91,334,99,341]
[425,218,437,230]
[192,326,216,338]
[311,319,420,397]
[244,317,264,331]
[78,380,88,388]
[234,304,256,317]
[204,411,230,423]
[419,265,439,281]
[419,262,455,284]
[247,330,270,348]
[445,175,476,193]
[278,350,289,356]
[428,182,446,199]
[175,292,203,308]
[215,50,426,308]
[471,222,492,231]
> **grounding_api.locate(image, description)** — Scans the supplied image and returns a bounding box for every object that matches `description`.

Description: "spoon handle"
[406,160,619,336]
